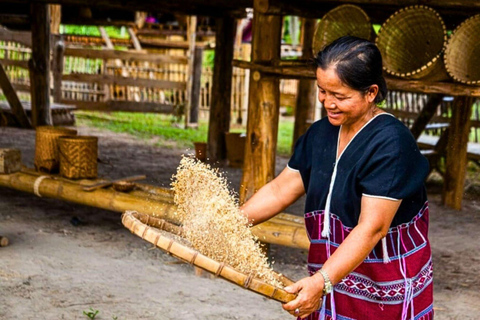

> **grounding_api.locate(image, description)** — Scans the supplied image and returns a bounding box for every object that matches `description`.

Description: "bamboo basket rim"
[36,125,78,134]
[444,14,480,85]
[313,4,371,54]
[58,135,99,142]
[121,210,297,303]
[375,5,447,78]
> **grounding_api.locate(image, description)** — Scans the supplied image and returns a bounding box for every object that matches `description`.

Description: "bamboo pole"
[0,171,309,250]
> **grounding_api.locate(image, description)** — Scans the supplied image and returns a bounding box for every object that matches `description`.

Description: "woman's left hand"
[282,273,324,318]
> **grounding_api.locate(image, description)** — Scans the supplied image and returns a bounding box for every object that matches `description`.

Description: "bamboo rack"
[0,170,309,250]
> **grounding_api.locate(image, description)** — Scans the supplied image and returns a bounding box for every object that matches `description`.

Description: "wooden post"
[409,94,443,140]
[442,96,474,210]
[30,3,52,127]
[0,62,31,128]
[184,15,197,128]
[207,16,237,161]
[189,47,203,125]
[292,18,317,148]
[52,40,65,103]
[49,4,61,34]
[239,6,282,202]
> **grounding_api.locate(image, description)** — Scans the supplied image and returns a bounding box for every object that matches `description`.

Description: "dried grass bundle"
[171,156,283,287]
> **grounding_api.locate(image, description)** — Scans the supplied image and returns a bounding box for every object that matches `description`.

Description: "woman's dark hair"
[314,36,387,104]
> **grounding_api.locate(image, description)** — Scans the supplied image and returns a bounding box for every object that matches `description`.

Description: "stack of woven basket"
[34,126,98,179]
[313,4,480,84]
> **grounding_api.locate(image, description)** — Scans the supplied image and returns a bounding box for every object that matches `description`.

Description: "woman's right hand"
[282,273,324,319]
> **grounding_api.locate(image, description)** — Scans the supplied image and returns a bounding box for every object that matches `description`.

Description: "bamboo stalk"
[0,170,309,250]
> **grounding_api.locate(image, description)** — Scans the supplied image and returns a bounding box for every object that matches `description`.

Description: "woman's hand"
[282,273,324,318]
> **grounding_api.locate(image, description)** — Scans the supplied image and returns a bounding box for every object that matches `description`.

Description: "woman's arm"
[240,167,305,226]
[283,196,402,319]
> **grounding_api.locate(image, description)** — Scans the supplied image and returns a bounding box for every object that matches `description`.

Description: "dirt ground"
[1,125,479,320]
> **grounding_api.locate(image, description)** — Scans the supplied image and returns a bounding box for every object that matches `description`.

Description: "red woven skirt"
[302,202,433,320]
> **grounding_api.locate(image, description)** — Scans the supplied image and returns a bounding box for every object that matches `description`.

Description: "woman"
[241,36,433,320]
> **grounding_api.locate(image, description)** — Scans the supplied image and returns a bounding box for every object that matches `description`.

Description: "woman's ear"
[366,85,379,103]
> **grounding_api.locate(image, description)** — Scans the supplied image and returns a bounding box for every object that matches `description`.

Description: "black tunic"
[288,113,429,228]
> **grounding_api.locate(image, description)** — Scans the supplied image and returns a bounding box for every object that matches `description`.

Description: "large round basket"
[34,126,77,173]
[58,136,98,179]
[376,5,448,80]
[312,4,372,55]
[444,14,480,85]
[121,211,297,303]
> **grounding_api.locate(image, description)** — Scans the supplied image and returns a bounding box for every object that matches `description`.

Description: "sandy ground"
[0,125,479,320]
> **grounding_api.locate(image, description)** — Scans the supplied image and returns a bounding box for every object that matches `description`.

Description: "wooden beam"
[239,7,282,203]
[0,62,31,128]
[232,60,480,97]
[0,59,29,69]
[64,47,188,64]
[442,96,475,210]
[0,14,30,26]
[293,18,317,148]
[138,37,212,50]
[127,28,142,51]
[61,73,186,90]
[9,0,252,17]
[99,27,114,49]
[409,94,443,140]
[207,16,237,161]
[30,3,52,127]
[61,100,176,113]
[0,27,32,47]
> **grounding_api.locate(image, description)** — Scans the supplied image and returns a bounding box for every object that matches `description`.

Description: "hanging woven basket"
[444,14,480,85]
[34,126,77,173]
[58,136,98,179]
[121,210,297,303]
[312,4,372,55]
[376,5,448,80]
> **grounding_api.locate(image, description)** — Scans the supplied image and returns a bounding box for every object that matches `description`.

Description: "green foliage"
[60,25,129,39]
[75,111,295,156]
[83,308,99,320]
[203,50,215,69]
[283,16,292,44]
[75,111,208,148]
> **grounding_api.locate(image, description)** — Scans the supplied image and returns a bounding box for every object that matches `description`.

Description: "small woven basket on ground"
[58,136,98,179]
[312,4,372,55]
[121,211,297,303]
[34,126,77,173]
[376,5,448,81]
[444,14,480,85]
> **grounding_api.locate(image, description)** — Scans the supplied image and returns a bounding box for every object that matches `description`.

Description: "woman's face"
[316,67,378,128]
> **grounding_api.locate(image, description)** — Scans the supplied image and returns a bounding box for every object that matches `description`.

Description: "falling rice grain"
[171,156,283,287]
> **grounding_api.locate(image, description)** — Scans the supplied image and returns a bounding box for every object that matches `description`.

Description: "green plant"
[83,308,99,319]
